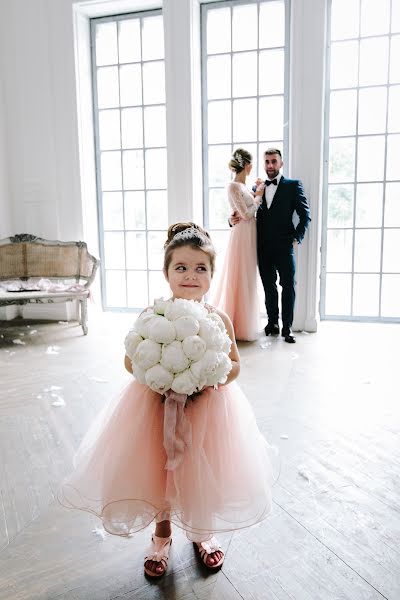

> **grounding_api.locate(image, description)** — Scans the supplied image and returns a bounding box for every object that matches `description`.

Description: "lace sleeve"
[227,183,257,220]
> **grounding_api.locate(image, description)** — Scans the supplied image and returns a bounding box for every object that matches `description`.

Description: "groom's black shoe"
[264,323,280,336]
[282,329,296,344]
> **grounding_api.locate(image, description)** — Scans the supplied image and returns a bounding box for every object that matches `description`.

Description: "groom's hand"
[229,211,241,226]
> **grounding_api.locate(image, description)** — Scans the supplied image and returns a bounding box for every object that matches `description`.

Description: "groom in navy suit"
[255,148,311,343]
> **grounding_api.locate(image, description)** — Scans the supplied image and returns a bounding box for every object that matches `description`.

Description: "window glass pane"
[353,274,380,316]
[207,55,231,100]
[232,4,257,51]
[142,16,164,60]
[124,191,146,229]
[209,188,230,229]
[126,232,147,269]
[325,274,351,315]
[328,138,356,183]
[331,0,359,40]
[259,49,284,95]
[146,191,168,229]
[382,229,400,272]
[208,101,232,144]
[359,37,389,86]
[327,185,354,227]
[358,87,387,135]
[386,135,400,180]
[356,183,383,227]
[259,96,283,140]
[390,36,400,83]
[149,270,170,303]
[357,136,385,182]
[123,150,144,190]
[209,230,230,278]
[99,109,121,150]
[381,275,400,316]
[326,229,353,271]
[102,192,124,230]
[105,270,126,307]
[104,232,125,269]
[384,183,400,226]
[143,62,165,104]
[118,19,141,63]
[330,41,358,88]
[97,67,119,109]
[329,90,357,136]
[101,151,122,190]
[127,271,148,308]
[144,106,166,147]
[232,52,257,97]
[121,107,143,148]
[233,99,257,142]
[392,4,400,33]
[120,64,142,106]
[145,148,167,189]
[388,86,400,133]
[259,1,285,47]
[208,145,231,186]
[360,0,390,37]
[96,22,118,66]
[147,231,165,270]
[207,8,231,54]
[354,229,381,272]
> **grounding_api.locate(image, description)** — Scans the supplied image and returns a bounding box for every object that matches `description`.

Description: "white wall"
[0,0,326,330]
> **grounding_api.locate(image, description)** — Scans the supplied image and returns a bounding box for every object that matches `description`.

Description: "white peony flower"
[206,311,226,332]
[171,369,198,396]
[206,352,232,386]
[134,312,159,338]
[198,319,226,349]
[132,362,146,385]
[164,298,207,321]
[154,297,168,315]
[174,315,200,340]
[182,335,206,361]
[145,364,174,394]
[161,340,190,373]
[133,339,162,370]
[124,330,143,359]
[147,315,176,344]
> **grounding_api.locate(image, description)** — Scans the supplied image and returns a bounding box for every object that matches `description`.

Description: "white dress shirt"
[265,173,282,209]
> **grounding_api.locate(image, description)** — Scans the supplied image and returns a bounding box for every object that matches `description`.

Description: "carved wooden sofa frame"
[0,234,99,335]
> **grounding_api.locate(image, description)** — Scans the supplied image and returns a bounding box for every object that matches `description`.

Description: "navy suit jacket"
[256,176,311,255]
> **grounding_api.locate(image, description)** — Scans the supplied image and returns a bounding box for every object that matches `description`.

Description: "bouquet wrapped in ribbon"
[125,298,232,396]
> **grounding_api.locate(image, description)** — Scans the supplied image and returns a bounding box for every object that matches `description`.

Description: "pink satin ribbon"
[163,390,192,470]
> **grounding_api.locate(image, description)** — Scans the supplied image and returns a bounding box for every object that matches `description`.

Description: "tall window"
[91,11,170,310]
[322,0,400,321]
[201,0,289,267]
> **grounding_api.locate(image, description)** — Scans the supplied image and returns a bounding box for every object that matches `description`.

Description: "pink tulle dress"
[212,182,260,341]
[58,318,275,542]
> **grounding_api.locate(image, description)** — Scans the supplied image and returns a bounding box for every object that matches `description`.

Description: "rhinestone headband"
[172,227,206,243]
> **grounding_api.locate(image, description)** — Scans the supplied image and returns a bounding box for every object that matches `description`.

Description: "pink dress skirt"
[58,379,275,542]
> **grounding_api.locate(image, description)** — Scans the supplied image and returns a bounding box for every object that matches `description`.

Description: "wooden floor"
[0,311,399,600]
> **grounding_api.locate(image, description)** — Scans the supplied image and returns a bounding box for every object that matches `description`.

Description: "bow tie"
[265,179,277,186]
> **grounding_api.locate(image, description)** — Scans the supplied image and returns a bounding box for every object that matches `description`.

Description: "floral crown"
[171,227,207,244]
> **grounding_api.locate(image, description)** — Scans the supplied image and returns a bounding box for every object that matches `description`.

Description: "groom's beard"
[266,169,279,179]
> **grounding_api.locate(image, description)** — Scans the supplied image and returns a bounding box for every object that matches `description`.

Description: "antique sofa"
[0,234,99,335]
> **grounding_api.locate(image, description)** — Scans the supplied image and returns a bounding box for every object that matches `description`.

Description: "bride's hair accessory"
[234,151,244,167]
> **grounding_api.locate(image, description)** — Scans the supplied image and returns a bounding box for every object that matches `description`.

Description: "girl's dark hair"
[164,222,216,276]
[228,148,252,173]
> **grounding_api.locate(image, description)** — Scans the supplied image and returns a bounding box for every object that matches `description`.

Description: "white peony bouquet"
[124,298,232,396]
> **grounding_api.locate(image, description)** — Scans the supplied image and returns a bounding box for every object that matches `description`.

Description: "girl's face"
[165,245,212,302]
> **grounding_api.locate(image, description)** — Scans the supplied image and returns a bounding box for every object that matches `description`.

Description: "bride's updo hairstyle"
[164,222,216,276]
[228,148,252,173]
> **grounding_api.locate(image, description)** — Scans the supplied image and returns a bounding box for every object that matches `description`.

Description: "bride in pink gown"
[213,149,264,341]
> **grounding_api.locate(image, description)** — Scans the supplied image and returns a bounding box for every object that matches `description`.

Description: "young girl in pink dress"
[212,149,264,341]
[59,222,274,578]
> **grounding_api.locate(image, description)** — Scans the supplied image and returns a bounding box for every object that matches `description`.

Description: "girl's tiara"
[172,227,206,243]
